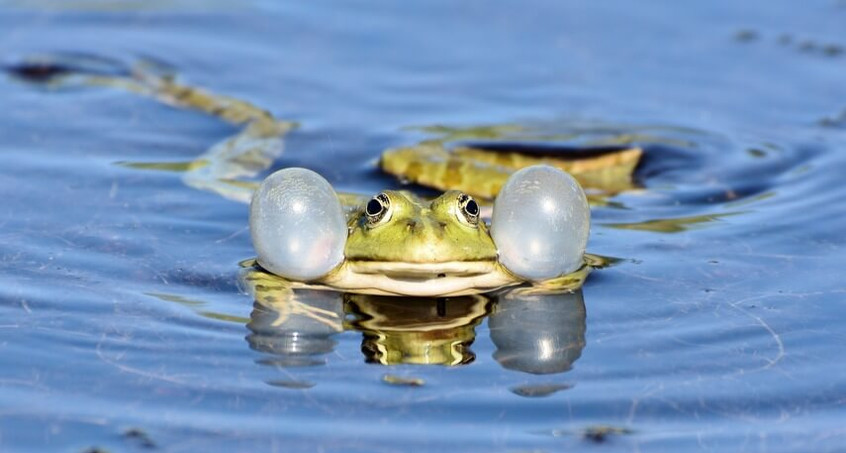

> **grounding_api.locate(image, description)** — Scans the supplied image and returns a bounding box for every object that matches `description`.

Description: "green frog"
[249,165,593,296]
[11,55,635,296]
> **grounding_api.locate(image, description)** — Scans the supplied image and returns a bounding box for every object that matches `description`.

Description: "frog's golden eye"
[365,192,391,226]
[457,193,479,226]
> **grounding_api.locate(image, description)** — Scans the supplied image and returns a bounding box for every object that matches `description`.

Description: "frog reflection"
[246,288,344,367]
[244,269,490,367]
[244,268,586,375]
[489,290,586,374]
[346,295,490,366]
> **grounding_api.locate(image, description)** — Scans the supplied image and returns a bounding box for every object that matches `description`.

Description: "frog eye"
[249,168,347,281]
[365,193,391,226]
[491,165,590,281]
[457,193,480,226]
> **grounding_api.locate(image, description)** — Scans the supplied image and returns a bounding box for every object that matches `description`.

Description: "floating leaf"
[602,212,742,233]
[382,374,425,387]
[381,142,641,200]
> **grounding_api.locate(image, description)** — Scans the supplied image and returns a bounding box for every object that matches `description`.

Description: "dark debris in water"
[778,33,793,46]
[4,53,129,83]
[822,44,844,57]
[542,425,635,443]
[81,427,158,452]
[123,427,157,449]
[510,382,573,397]
[819,109,846,128]
[798,41,845,57]
[733,29,844,58]
[746,147,767,158]
[266,379,316,389]
[582,425,635,443]
[5,61,73,82]
[733,29,759,42]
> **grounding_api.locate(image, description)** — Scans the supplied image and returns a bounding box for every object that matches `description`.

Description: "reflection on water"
[247,289,343,368]
[244,268,586,375]
[347,295,488,366]
[490,290,586,375]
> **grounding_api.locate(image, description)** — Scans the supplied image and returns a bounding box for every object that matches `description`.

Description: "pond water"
[1,1,845,452]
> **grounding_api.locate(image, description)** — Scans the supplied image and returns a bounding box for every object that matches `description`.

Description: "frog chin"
[318,260,517,297]
[346,260,498,277]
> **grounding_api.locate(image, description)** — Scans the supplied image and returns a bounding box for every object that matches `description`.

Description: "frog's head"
[250,166,590,296]
[344,190,497,264]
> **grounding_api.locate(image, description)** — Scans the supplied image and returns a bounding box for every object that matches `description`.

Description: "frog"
[249,164,593,296]
[9,54,633,296]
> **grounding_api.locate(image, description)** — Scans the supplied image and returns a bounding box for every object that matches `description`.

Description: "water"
[1,1,845,451]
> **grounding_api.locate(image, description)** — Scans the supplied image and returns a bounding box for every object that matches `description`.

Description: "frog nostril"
[405,220,418,230]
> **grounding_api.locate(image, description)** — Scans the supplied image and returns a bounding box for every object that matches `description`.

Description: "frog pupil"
[457,193,479,225]
[366,193,391,225]
[366,199,382,216]
[465,199,479,216]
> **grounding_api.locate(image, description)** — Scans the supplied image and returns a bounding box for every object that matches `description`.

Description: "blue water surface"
[0,0,844,452]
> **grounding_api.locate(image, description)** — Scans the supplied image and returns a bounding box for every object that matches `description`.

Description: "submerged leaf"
[382,374,425,387]
[603,212,743,233]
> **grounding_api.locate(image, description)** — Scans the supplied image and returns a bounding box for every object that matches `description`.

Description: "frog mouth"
[345,260,500,279]
[322,259,517,297]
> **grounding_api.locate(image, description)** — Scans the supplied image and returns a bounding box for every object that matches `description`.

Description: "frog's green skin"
[19,55,596,296]
[253,185,593,296]
[324,190,518,297]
